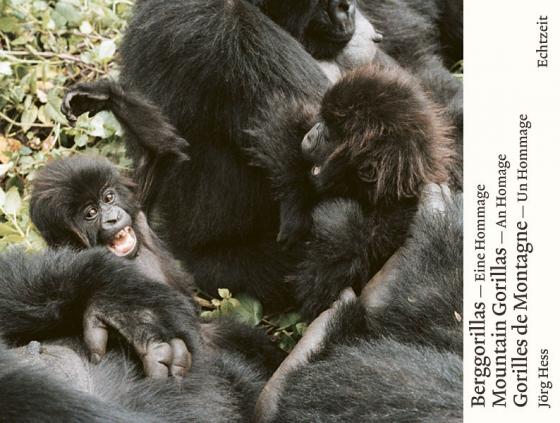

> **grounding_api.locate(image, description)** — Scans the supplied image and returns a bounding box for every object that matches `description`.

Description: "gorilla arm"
[0,247,198,378]
[61,79,189,206]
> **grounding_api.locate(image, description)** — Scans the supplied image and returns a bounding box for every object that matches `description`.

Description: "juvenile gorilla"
[256,189,464,423]
[357,0,464,156]
[253,0,462,151]
[250,64,456,318]
[31,155,193,296]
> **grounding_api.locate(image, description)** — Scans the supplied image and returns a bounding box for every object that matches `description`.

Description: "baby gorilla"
[295,64,457,318]
[28,82,285,376]
[31,156,190,295]
[248,64,456,319]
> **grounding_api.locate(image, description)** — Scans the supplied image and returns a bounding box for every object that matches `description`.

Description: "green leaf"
[3,188,21,215]
[55,1,83,26]
[231,294,263,326]
[0,62,12,77]
[0,17,21,33]
[200,310,219,320]
[32,1,49,13]
[278,336,296,352]
[45,91,67,124]
[79,20,93,34]
[20,104,38,132]
[11,33,35,46]
[273,312,302,330]
[0,234,24,244]
[37,105,52,124]
[218,288,232,299]
[0,163,12,178]
[218,298,240,315]
[74,133,89,147]
[295,322,307,336]
[95,39,116,61]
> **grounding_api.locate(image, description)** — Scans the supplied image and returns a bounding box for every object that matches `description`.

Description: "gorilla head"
[30,156,140,257]
[256,0,359,59]
[301,64,456,205]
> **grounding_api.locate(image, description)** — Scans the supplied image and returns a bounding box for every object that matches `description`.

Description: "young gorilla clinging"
[249,64,456,319]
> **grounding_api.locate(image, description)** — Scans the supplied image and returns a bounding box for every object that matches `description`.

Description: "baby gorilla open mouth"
[107,226,137,257]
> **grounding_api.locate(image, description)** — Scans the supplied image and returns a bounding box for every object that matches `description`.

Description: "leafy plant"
[201,289,307,352]
[0,0,132,251]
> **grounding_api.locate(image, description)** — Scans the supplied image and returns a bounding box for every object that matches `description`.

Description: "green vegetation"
[0,0,131,250]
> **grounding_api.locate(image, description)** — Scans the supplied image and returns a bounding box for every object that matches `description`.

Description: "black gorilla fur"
[248,64,457,318]
[357,0,463,157]
[259,191,463,422]
[118,0,462,310]
[119,0,332,308]
[0,249,268,422]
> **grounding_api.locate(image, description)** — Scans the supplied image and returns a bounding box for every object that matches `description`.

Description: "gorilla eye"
[103,191,115,204]
[85,206,98,220]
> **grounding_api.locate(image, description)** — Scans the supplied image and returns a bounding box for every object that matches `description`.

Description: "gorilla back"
[120,0,330,308]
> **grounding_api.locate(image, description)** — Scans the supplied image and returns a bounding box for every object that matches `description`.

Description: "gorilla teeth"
[108,226,137,257]
[311,165,321,176]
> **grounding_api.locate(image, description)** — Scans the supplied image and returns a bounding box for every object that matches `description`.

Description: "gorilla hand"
[62,79,189,162]
[83,280,198,379]
[62,80,112,124]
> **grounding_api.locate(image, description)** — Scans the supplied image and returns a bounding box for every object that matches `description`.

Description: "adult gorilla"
[119,0,333,308]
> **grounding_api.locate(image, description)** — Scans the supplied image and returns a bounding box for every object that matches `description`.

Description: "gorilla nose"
[102,208,122,229]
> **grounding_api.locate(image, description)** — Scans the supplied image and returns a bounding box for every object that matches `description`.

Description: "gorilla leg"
[289,200,371,319]
[202,318,287,377]
[291,198,417,319]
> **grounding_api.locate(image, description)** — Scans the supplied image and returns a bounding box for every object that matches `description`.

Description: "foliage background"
[0,0,130,250]
[0,0,304,349]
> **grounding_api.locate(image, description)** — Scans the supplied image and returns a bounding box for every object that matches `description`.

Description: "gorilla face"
[30,156,141,257]
[80,185,138,257]
[308,0,357,43]
[300,118,361,198]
